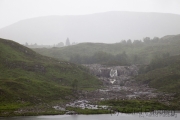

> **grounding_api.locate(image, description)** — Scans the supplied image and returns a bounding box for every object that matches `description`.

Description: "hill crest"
[0,11,180,44]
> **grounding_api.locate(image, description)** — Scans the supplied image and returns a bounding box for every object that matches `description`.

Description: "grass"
[135,55,180,109]
[0,101,66,117]
[0,38,102,116]
[98,100,173,113]
[136,56,180,93]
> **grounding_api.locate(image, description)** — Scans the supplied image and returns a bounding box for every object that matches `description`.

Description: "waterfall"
[110,69,118,77]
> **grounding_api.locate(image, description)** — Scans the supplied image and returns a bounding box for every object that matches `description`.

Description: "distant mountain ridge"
[0,11,180,44]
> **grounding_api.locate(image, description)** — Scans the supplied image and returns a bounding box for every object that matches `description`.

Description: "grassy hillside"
[137,55,180,93]
[135,54,180,108]
[32,34,180,92]
[33,34,180,65]
[0,38,101,115]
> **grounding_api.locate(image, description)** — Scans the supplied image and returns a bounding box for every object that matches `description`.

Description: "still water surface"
[0,113,179,120]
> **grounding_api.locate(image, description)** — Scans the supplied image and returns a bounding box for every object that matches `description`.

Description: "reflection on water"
[0,113,179,120]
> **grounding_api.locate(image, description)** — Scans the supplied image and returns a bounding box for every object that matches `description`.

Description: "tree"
[143,37,151,43]
[56,42,64,47]
[115,51,129,65]
[25,42,28,46]
[121,40,126,44]
[66,38,70,46]
[133,40,142,45]
[92,51,112,63]
[127,39,132,44]
[132,54,138,64]
[152,37,159,43]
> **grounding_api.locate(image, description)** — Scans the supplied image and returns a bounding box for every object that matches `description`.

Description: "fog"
[1,1,180,117]
[0,11,180,45]
[0,0,180,44]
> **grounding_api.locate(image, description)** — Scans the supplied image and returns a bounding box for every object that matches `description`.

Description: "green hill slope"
[137,55,180,93]
[0,38,101,115]
[136,55,180,109]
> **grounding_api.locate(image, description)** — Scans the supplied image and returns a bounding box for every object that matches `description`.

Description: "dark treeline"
[120,36,159,45]
[139,52,171,73]
[69,36,170,66]
[33,34,180,66]
[70,51,130,66]
[70,50,171,67]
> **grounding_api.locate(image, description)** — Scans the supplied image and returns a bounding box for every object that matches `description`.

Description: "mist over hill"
[33,34,180,65]
[0,11,180,44]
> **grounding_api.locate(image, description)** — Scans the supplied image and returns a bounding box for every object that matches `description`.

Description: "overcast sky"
[0,0,180,28]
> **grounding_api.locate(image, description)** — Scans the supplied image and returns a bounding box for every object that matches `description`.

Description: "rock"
[83,64,139,85]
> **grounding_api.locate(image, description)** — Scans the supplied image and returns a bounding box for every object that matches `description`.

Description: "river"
[0,112,179,120]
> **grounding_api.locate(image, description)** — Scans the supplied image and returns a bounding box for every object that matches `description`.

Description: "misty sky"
[0,0,180,28]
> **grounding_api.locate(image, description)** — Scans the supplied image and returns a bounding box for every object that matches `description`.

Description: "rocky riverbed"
[53,64,175,113]
[83,64,173,101]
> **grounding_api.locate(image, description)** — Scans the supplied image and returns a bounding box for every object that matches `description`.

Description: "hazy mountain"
[0,11,180,44]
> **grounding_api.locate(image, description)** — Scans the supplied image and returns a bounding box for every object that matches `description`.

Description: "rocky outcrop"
[68,64,174,106]
[84,64,138,77]
[84,64,139,85]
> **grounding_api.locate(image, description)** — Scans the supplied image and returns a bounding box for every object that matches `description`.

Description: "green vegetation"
[98,100,172,113]
[1,34,180,116]
[0,38,101,116]
[70,51,130,66]
[0,102,65,117]
[136,53,180,109]
[33,34,180,65]
[137,54,180,93]
[32,34,180,109]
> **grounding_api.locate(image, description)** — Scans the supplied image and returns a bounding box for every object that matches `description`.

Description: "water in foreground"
[0,112,179,120]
